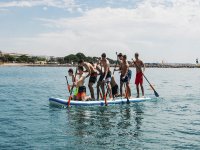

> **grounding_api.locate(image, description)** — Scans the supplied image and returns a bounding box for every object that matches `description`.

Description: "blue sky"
[0,0,200,63]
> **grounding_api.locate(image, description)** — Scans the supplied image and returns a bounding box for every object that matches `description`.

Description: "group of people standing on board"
[67,52,145,101]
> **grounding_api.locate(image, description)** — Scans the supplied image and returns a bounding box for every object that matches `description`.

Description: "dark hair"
[89,62,94,65]
[101,53,106,58]
[68,68,73,73]
[135,52,139,57]
[123,55,127,59]
[78,66,84,71]
[118,53,122,57]
[78,59,84,64]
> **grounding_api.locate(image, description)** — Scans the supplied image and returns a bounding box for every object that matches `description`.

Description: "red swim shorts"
[135,72,143,85]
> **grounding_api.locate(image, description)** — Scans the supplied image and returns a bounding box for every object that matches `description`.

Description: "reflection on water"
[64,104,145,148]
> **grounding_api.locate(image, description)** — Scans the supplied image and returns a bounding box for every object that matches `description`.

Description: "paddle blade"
[150,84,159,97]
[154,90,159,97]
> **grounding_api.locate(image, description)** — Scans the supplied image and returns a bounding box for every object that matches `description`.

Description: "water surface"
[0,67,200,149]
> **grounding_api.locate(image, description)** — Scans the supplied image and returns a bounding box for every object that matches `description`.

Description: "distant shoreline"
[1,63,200,68]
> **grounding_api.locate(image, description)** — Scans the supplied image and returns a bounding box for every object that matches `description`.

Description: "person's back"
[85,62,97,74]
[78,59,97,99]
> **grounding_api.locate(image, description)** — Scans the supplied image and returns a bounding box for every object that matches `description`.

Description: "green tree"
[18,55,29,63]
[64,54,79,63]
[37,57,46,61]
[57,57,65,64]
[0,55,5,62]
[28,56,38,63]
[92,57,99,63]
[76,52,86,60]
[4,54,15,62]
[85,56,93,63]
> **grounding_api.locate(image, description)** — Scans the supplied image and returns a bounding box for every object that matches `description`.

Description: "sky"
[0,0,200,63]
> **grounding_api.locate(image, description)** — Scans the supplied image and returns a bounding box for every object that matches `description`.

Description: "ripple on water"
[1,67,200,149]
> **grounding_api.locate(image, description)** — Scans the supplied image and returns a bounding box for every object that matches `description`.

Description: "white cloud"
[0,0,78,10]
[1,0,200,63]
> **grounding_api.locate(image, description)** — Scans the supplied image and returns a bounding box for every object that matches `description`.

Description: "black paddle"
[132,59,159,97]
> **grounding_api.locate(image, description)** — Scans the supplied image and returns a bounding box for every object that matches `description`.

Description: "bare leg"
[140,84,144,96]
[128,80,131,97]
[126,82,131,98]
[101,82,105,97]
[107,82,112,99]
[136,84,139,98]
[97,81,101,100]
[120,81,123,97]
[88,82,95,99]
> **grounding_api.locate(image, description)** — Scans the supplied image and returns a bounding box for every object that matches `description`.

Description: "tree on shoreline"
[0,52,116,65]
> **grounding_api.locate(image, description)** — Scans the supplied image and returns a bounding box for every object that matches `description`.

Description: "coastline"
[1,63,200,68]
[0,63,69,67]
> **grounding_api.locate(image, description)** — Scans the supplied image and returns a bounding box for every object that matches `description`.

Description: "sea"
[0,67,200,150]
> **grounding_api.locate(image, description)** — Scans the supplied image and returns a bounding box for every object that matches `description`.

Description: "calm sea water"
[0,67,200,149]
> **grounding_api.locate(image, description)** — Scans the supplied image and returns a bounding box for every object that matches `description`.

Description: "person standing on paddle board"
[115,53,132,97]
[99,53,112,99]
[119,55,131,98]
[78,59,97,99]
[96,59,104,100]
[132,52,145,98]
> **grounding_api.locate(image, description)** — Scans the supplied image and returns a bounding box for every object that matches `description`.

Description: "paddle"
[67,68,78,107]
[112,52,118,75]
[65,76,71,92]
[132,59,159,97]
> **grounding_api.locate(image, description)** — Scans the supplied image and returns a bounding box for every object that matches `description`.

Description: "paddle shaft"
[65,76,71,92]
[112,52,118,75]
